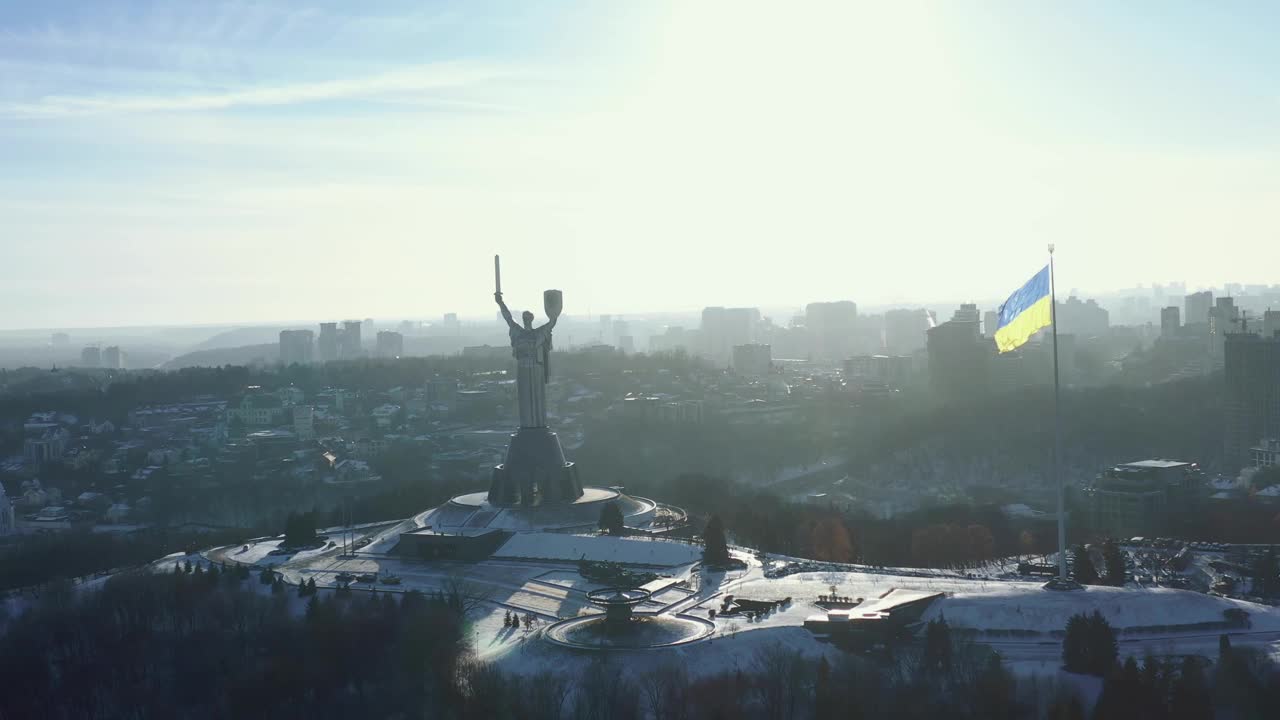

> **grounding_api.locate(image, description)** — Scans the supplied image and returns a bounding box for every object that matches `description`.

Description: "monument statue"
[487,256,582,506]
[494,287,559,428]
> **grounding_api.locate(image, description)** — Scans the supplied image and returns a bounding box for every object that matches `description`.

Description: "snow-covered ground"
[494,533,702,566]
[189,514,1280,681]
[739,571,1280,635]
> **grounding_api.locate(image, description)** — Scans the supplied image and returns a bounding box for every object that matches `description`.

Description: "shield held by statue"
[543,289,563,321]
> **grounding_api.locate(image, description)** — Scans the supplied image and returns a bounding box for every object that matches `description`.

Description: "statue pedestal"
[488,427,584,507]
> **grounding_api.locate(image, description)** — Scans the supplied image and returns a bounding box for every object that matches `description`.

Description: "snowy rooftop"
[1120,459,1196,469]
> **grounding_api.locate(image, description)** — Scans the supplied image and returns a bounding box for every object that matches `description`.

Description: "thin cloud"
[0,62,519,119]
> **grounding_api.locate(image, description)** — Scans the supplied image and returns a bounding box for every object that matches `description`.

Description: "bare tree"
[526,671,572,720]
[574,659,641,720]
[440,572,494,617]
[640,661,689,720]
[752,642,812,720]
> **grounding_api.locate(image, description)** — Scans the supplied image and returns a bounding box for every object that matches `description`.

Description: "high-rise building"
[1209,297,1240,364]
[1185,291,1213,327]
[804,301,858,361]
[80,345,101,368]
[1160,306,1180,337]
[618,335,635,354]
[50,332,70,348]
[342,320,363,359]
[442,313,460,334]
[982,311,999,338]
[1251,438,1280,468]
[649,326,698,354]
[1210,297,1239,334]
[1265,310,1280,340]
[883,309,933,355]
[951,303,980,324]
[1055,297,1109,336]
[102,346,125,369]
[376,330,404,358]
[1224,332,1280,472]
[701,306,760,364]
[318,323,340,363]
[926,311,990,404]
[732,343,772,376]
[279,329,315,365]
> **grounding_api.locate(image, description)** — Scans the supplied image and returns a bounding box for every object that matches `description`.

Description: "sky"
[3,0,1279,329]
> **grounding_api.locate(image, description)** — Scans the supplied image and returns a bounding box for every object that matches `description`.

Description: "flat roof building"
[1086,459,1204,536]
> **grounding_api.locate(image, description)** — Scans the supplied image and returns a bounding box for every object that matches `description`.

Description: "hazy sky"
[3,1,1278,329]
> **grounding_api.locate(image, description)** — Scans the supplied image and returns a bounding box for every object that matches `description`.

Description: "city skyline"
[5,1,1280,329]
[0,274,1274,335]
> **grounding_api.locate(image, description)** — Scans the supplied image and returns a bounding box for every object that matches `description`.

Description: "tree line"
[0,567,467,719]
[659,473,1058,568]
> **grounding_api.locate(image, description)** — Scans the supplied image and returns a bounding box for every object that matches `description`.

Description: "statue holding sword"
[493,255,561,429]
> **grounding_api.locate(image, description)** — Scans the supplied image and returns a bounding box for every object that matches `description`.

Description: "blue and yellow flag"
[994,266,1052,353]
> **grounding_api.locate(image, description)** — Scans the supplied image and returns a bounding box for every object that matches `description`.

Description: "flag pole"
[1049,243,1066,581]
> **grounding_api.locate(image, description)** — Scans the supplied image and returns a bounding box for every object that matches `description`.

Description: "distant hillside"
[187,327,290,353]
[163,344,278,369]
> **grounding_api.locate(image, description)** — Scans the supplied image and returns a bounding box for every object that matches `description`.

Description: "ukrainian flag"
[994,265,1052,353]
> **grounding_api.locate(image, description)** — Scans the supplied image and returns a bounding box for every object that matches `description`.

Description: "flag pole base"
[1043,577,1085,592]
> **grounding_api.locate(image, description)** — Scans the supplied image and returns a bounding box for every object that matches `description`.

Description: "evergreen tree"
[813,657,835,719]
[598,502,625,536]
[306,577,317,594]
[973,651,1015,720]
[923,617,952,673]
[1088,610,1119,676]
[1170,657,1212,720]
[1070,545,1098,585]
[259,567,274,585]
[1046,692,1085,720]
[703,515,730,566]
[1062,610,1117,676]
[1102,540,1126,586]
[1139,656,1170,720]
[1094,656,1143,720]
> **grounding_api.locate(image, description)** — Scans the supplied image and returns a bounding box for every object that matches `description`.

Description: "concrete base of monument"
[488,427,583,506]
[543,613,715,650]
[417,486,658,533]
